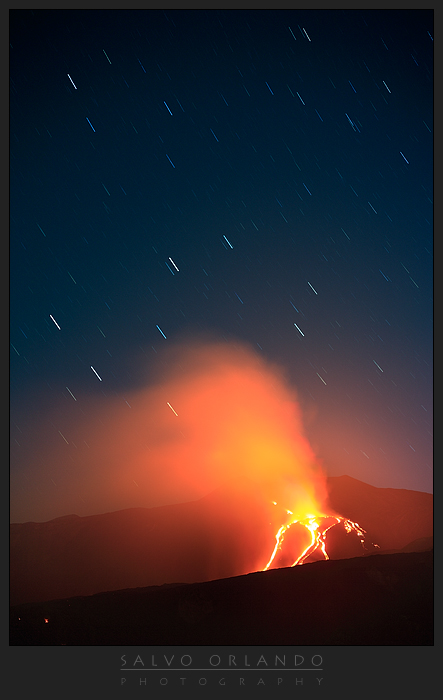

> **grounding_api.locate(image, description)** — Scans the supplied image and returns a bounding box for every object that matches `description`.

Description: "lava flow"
[263,504,377,570]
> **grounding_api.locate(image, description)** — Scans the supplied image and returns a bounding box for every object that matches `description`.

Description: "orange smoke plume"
[11,339,330,537]
[138,340,329,516]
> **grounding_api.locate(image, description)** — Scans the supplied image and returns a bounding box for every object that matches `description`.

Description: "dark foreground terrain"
[10,549,433,645]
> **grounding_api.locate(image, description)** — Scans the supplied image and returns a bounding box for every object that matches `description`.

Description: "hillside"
[10,549,433,645]
[10,475,433,607]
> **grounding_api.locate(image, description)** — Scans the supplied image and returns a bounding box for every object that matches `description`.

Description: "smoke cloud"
[11,339,329,524]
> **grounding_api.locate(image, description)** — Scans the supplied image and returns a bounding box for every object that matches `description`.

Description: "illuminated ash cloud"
[11,339,330,529]
[139,339,329,516]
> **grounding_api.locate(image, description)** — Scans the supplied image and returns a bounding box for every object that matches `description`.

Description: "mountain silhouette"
[10,475,432,609]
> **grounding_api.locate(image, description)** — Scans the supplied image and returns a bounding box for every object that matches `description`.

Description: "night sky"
[10,10,433,524]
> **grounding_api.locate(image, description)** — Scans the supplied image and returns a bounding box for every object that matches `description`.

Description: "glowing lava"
[263,504,378,570]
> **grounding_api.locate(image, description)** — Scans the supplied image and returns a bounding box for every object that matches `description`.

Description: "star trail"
[10,9,433,523]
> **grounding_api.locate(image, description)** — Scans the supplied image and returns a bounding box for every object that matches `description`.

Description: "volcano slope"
[10,548,432,645]
[10,475,432,609]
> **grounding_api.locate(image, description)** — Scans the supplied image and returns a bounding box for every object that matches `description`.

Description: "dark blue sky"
[10,10,433,522]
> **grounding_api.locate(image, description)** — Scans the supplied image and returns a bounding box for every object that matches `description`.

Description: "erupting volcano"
[136,337,383,574]
[137,339,371,575]
[11,340,383,571]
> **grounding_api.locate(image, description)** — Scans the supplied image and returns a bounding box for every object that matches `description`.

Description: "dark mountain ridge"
[10,475,433,608]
